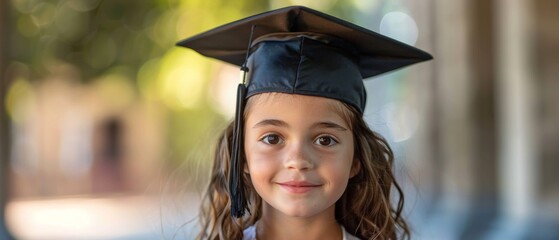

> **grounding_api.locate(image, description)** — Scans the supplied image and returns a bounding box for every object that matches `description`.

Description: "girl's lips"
[277,181,322,194]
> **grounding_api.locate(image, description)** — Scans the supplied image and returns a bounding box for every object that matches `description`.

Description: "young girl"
[177,6,432,240]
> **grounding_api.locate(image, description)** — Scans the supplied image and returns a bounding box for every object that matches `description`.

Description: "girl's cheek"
[250,149,281,166]
[246,142,280,168]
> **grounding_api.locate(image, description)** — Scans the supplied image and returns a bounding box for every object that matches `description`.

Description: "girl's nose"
[284,141,314,171]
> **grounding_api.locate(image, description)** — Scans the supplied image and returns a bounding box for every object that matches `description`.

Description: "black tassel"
[229,81,248,218]
[229,25,255,218]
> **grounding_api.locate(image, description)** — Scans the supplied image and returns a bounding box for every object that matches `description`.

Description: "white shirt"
[242,223,360,240]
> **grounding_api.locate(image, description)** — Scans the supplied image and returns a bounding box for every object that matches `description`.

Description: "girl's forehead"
[245,93,353,125]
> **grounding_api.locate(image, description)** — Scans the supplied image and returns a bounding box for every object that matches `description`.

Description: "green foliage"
[7,0,269,166]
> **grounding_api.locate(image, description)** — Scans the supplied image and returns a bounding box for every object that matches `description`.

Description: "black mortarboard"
[176,6,432,218]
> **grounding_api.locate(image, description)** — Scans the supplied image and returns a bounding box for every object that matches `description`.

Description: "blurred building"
[388,0,559,239]
[7,69,166,198]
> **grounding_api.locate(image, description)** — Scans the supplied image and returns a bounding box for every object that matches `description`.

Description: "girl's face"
[244,93,357,218]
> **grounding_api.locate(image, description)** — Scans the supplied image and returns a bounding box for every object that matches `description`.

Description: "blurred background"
[0,0,558,239]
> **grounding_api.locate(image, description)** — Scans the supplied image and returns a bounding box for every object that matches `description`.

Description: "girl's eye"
[314,135,338,146]
[260,134,283,145]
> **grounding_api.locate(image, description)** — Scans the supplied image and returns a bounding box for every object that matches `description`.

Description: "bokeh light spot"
[84,33,117,69]
[352,0,381,12]
[5,78,34,124]
[17,15,39,37]
[380,11,418,46]
[381,102,418,142]
[158,49,207,110]
[54,1,89,41]
[31,2,56,27]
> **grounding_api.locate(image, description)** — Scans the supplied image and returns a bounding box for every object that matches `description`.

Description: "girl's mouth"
[277,181,322,193]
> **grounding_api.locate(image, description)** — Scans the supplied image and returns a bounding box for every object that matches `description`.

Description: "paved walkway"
[6,194,201,239]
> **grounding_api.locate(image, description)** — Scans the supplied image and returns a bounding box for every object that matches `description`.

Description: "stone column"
[418,0,477,238]
[485,0,537,239]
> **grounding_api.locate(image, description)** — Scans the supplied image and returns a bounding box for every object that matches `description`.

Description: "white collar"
[242,222,360,240]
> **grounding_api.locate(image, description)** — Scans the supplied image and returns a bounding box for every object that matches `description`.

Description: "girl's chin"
[267,202,334,219]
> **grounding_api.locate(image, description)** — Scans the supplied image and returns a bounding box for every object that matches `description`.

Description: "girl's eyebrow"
[252,119,288,129]
[313,121,348,131]
[252,119,347,131]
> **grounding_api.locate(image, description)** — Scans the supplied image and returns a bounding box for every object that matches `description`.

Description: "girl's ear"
[350,158,361,178]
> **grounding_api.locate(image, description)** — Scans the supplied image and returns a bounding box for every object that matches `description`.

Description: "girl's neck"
[257,204,342,240]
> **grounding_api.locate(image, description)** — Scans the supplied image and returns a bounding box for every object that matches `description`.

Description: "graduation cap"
[176,6,432,218]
